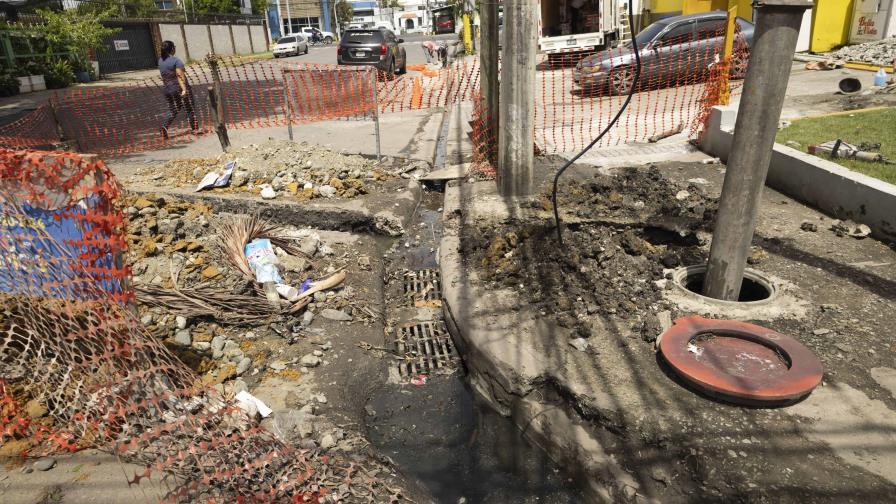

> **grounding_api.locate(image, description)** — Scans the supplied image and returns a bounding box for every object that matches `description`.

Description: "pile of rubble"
[828,37,896,66]
[135,139,429,200]
[127,194,374,389]
[464,167,717,340]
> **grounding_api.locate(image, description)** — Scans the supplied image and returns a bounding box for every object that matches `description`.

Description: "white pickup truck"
[538,0,620,56]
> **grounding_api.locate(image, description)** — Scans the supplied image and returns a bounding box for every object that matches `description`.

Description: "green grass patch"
[776,107,896,185]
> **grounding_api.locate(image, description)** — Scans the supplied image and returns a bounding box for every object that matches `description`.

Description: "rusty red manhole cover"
[658,316,823,406]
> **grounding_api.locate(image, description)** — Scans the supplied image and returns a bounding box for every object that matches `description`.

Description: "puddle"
[369,188,584,503]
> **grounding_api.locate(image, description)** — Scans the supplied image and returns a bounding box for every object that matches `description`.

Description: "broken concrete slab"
[421,163,469,182]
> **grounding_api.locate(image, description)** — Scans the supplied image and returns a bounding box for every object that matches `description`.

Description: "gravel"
[828,37,896,66]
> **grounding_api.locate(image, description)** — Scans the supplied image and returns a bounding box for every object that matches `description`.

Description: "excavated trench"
[365,189,585,503]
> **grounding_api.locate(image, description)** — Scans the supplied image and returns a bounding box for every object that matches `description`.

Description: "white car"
[300,27,335,44]
[273,35,309,57]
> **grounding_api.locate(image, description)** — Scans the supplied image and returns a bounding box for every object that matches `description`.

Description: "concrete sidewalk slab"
[440,163,896,502]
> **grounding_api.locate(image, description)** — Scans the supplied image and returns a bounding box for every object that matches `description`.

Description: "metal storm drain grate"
[403,269,442,305]
[394,321,457,377]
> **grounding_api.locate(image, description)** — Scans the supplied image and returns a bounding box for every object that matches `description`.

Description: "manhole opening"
[691,332,792,375]
[393,321,457,377]
[403,269,442,302]
[679,270,773,302]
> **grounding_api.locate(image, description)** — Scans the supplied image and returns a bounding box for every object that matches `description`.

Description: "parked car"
[574,12,754,95]
[300,26,335,44]
[433,10,455,34]
[337,29,407,75]
[273,35,309,57]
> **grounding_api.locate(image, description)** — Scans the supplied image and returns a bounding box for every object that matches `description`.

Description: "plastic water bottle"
[874,67,888,87]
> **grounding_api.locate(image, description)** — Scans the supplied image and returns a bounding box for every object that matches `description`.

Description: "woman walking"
[158,40,198,139]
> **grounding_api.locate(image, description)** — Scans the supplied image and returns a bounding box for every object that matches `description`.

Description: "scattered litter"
[648,123,684,143]
[276,283,300,301]
[800,220,818,232]
[700,157,720,165]
[195,160,236,191]
[831,219,872,238]
[805,59,842,71]
[813,328,832,336]
[687,178,708,185]
[235,391,273,418]
[569,338,590,352]
[246,238,283,307]
[809,140,894,164]
[410,374,428,386]
[260,185,277,199]
[687,343,704,356]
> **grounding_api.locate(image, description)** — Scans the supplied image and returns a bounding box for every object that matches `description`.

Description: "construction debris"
[827,37,896,67]
[134,140,429,200]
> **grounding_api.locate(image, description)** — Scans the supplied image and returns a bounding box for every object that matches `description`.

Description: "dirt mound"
[544,166,716,225]
[465,168,716,338]
[135,139,429,200]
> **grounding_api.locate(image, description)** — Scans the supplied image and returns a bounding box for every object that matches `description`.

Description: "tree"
[335,1,354,28]
[251,0,268,15]
[185,0,241,15]
[38,5,120,71]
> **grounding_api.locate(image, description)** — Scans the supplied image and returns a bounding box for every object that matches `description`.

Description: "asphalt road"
[276,32,458,67]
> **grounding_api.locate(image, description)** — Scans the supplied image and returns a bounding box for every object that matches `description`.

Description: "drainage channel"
[367,188,584,503]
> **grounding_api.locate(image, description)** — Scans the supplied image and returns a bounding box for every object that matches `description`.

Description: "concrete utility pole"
[702,0,813,301]
[479,0,499,164]
[498,0,536,197]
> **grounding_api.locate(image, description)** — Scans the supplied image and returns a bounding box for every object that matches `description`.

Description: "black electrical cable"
[551,0,642,244]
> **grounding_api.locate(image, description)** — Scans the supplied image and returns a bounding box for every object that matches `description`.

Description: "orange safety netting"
[0,149,380,502]
[469,26,749,175]
[0,32,744,159]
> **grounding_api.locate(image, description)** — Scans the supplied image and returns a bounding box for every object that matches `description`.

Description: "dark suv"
[337,29,407,75]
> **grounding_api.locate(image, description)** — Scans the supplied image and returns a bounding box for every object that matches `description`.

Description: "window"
[695,18,726,41]
[344,30,384,43]
[285,16,321,35]
[658,21,695,46]
[278,36,296,43]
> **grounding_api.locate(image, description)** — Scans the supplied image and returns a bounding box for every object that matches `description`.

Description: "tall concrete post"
[703,0,813,301]
[479,0,499,165]
[498,0,536,197]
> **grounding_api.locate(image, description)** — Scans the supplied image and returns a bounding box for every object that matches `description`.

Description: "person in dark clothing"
[158,40,198,139]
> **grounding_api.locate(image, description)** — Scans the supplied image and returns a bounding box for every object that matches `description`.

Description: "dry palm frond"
[215,213,307,280]
[136,264,274,324]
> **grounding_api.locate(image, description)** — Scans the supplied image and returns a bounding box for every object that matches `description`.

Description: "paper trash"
[235,390,272,418]
[195,160,237,192]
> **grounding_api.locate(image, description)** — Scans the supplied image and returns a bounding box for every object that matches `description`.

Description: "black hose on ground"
[551,1,643,244]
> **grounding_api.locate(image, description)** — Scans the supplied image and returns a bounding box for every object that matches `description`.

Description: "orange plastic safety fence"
[0,105,60,149]
[469,26,750,175]
[0,149,383,502]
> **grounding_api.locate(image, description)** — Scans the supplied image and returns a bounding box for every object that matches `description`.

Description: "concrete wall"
[159,24,186,55]
[184,24,213,60]
[210,25,235,55]
[233,25,253,54]
[701,106,896,242]
[168,23,267,61]
[250,25,268,51]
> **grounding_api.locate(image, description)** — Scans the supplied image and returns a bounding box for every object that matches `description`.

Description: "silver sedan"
[574,12,754,95]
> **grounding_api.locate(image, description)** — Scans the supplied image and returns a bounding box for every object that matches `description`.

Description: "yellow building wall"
[651,0,753,22]
[810,0,854,52]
